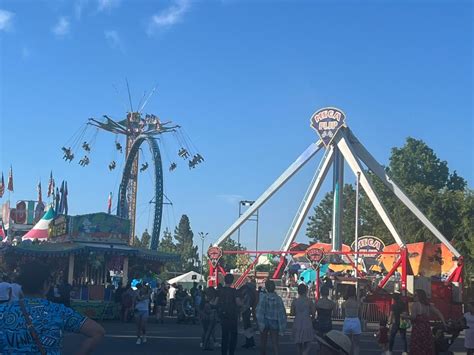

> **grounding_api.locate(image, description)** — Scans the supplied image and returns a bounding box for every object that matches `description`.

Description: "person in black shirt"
[388,292,407,354]
[217,274,242,355]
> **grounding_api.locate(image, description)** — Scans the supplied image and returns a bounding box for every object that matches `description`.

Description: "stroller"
[177,295,196,324]
[433,319,468,355]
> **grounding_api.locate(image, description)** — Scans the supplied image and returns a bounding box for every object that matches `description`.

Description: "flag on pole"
[47,171,55,198]
[22,207,55,241]
[0,173,4,198]
[7,166,13,192]
[108,192,112,214]
[37,181,43,204]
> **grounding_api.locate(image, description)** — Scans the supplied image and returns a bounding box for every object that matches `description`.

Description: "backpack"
[218,288,238,319]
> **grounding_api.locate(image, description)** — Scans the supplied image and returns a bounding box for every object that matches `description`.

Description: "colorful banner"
[50,213,130,244]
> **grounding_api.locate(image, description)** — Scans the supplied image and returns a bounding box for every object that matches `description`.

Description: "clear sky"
[0,0,472,254]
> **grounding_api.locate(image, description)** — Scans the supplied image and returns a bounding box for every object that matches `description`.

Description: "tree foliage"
[159,228,177,254]
[306,137,473,278]
[174,215,199,272]
[219,238,246,271]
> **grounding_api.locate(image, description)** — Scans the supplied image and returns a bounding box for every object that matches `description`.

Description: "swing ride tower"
[88,113,179,248]
[63,102,204,250]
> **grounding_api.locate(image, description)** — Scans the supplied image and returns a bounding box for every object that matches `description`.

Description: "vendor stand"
[0,212,178,319]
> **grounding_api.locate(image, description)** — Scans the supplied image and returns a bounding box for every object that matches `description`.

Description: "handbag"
[19,299,47,355]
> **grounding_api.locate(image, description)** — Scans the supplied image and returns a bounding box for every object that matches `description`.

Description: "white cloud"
[217,194,244,205]
[98,0,120,12]
[0,9,14,32]
[104,30,123,51]
[147,0,191,35]
[52,17,70,37]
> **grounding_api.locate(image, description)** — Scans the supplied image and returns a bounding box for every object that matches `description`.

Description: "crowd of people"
[0,263,473,355]
[112,274,474,355]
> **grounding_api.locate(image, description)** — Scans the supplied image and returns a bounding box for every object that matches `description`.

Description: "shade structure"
[167,271,204,286]
[22,207,54,241]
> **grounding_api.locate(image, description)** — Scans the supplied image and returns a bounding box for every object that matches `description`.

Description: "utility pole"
[199,232,208,282]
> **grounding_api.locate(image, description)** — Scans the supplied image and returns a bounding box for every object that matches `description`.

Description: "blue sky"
[0,0,472,253]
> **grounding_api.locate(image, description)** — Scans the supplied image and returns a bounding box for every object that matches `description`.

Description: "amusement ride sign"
[351,236,385,253]
[207,246,223,267]
[306,248,325,270]
[310,107,346,146]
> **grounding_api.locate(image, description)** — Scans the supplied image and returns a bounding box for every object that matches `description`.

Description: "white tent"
[167,271,204,287]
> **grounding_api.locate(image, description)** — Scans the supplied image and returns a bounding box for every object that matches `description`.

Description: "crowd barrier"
[276,286,391,323]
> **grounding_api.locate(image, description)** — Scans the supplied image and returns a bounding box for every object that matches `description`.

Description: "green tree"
[389,137,450,190]
[159,228,177,254]
[307,184,370,244]
[174,215,199,272]
[306,137,473,280]
[219,238,246,271]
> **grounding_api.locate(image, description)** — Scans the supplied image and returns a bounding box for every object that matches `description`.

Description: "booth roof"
[0,242,179,262]
[167,271,204,284]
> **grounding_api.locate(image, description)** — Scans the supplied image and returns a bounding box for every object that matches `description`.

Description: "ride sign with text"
[310,107,346,146]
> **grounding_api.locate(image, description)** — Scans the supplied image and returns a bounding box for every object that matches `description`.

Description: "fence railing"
[276,286,391,323]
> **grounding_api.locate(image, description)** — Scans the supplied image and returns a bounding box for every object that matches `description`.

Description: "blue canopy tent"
[300,264,329,284]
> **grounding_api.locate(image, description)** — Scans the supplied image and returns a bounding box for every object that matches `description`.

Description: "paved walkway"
[63,317,467,354]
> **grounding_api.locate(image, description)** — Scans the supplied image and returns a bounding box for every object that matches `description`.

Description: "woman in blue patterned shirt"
[0,261,105,354]
[256,280,287,355]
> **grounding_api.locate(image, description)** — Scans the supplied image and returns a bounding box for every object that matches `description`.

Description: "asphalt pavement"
[63,316,467,355]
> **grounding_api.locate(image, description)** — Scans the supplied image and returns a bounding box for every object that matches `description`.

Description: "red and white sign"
[306,248,325,269]
[207,246,223,267]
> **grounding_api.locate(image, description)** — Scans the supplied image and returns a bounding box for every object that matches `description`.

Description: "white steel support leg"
[346,129,461,258]
[336,133,406,248]
[214,141,324,247]
[280,146,335,252]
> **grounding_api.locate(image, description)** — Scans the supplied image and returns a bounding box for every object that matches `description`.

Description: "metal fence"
[276,286,391,323]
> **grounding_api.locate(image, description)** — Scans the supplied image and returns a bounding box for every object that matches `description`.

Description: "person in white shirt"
[168,283,177,316]
[0,278,11,303]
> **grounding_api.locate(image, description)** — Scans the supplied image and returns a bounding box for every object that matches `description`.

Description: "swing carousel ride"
[60,91,204,250]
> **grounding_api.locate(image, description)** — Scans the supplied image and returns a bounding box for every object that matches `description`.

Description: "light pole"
[199,232,208,282]
[238,200,258,259]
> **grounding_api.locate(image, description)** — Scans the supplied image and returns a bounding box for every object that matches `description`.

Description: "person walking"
[217,274,242,355]
[408,289,445,355]
[315,286,335,336]
[388,293,408,354]
[169,283,178,316]
[134,283,151,345]
[201,287,219,350]
[256,279,287,355]
[0,261,104,354]
[241,279,257,349]
[121,284,135,322]
[464,301,474,355]
[342,285,361,355]
[290,284,315,355]
[154,282,167,323]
